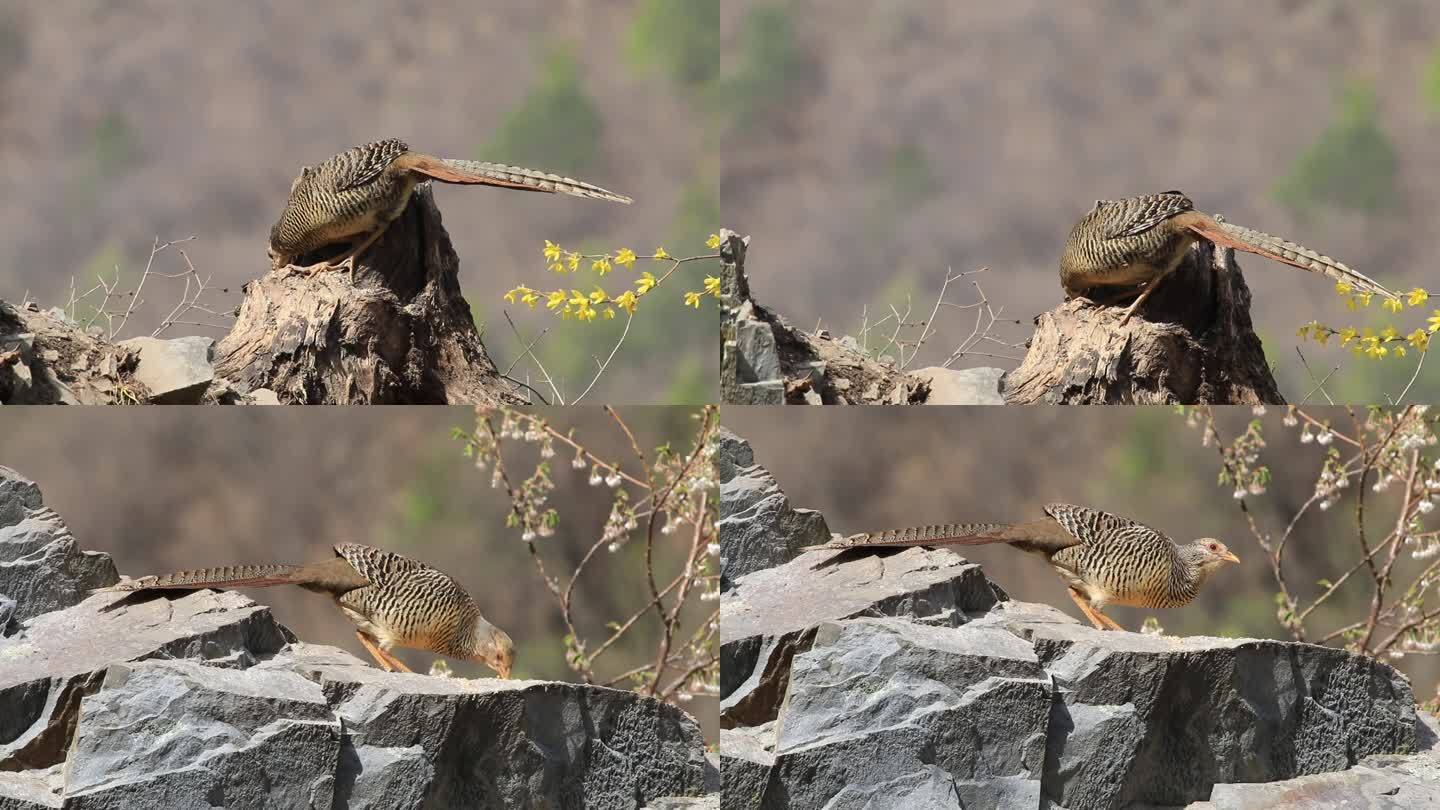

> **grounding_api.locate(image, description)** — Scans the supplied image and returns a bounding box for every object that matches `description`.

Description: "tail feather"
[1198,220,1396,300]
[94,564,304,593]
[804,522,1015,552]
[395,153,633,204]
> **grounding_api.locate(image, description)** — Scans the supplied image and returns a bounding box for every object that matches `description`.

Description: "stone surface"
[1193,751,1440,809]
[0,468,118,623]
[720,725,775,810]
[63,659,341,809]
[721,546,1005,728]
[0,589,291,772]
[734,311,781,385]
[768,617,1050,810]
[116,335,216,404]
[717,428,831,591]
[911,365,1006,405]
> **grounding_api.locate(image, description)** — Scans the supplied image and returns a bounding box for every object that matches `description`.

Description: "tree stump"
[1002,242,1284,405]
[214,185,523,405]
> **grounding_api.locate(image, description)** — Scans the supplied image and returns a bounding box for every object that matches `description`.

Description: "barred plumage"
[1060,191,1396,325]
[806,502,1239,631]
[94,542,513,676]
[267,138,632,272]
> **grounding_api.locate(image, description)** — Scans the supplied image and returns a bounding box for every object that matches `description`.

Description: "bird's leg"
[355,631,411,672]
[1067,587,1125,631]
[1117,267,1176,326]
[328,225,390,283]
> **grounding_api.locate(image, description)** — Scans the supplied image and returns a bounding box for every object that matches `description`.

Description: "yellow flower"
[603,307,616,320]
[521,290,540,308]
[1408,288,1430,307]
[653,246,669,260]
[592,257,613,276]
[615,248,637,269]
[1393,345,1407,359]
[1314,329,1330,346]
[1429,311,1440,333]
[703,275,721,297]
[1408,329,1431,351]
[1338,327,1358,346]
[683,291,702,309]
[566,252,581,273]
[706,233,722,250]
[1356,293,1372,308]
[635,271,657,295]
[1335,281,1353,296]
[589,287,608,304]
[1381,325,1398,341]
[543,240,562,262]
[1383,298,1403,314]
[1296,321,1313,340]
[614,290,638,314]
[549,262,566,274]
[504,286,528,304]
[546,290,567,311]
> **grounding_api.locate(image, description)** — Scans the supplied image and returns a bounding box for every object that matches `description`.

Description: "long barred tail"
[94,564,303,593]
[803,522,1015,552]
[396,152,633,204]
[1215,221,1397,301]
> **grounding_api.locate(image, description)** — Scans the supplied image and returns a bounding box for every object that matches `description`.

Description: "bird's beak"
[1221,550,1241,565]
[494,660,511,679]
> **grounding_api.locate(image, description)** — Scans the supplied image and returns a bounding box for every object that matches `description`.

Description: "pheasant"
[96,542,513,677]
[267,138,632,277]
[806,503,1240,631]
[1060,191,1396,325]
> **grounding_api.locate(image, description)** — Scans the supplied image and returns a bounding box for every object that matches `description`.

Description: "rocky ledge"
[0,466,715,809]
[718,428,1438,810]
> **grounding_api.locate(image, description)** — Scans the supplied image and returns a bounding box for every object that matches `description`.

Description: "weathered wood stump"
[214,184,523,405]
[1002,242,1284,405]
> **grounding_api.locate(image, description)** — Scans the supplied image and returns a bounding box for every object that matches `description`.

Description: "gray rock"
[730,381,784,405]
[717,428,831,590]
[1194,751,1440,808]
[259,642,712,808]
[0,500,118,622]
[0,765,61,809]
[721,546,1005,727]
[0,590,291,772]
[0,467,42,529]
[1007,613,1418,808]
[766,618,1050,810]
[116,335,215,404]
[720,725,774,810]
[0,595,15,637]
[734,318,781,384]
[63,660,341,809]
[911,366,1006,405]
[644,798,720,810]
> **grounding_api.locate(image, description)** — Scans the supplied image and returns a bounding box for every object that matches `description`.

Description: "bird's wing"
[332,139,411,192]
[1044,503,1171,550]
[332,543,422,589]
[1107,191,1194,239]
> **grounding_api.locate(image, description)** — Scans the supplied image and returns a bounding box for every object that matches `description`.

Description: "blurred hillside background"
[724,405,1440,701]
[0,1,718,404]
[721,0,1440,401]
[0,405,715,738]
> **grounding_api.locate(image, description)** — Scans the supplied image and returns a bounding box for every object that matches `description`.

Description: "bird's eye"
[1209,543,1219,551]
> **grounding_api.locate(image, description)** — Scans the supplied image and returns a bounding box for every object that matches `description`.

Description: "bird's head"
[1185,538,1241,574]
[473,625,515,679]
